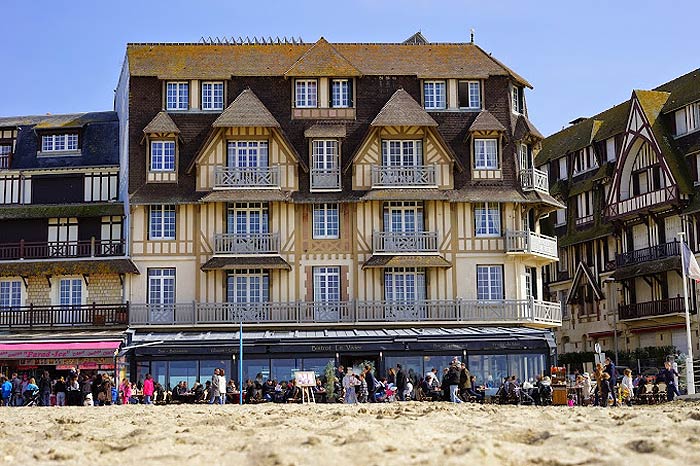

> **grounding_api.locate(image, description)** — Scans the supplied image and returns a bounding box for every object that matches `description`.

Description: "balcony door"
[48,217,78,257]
[313,266,341,321]
[383,202,423,251]
[311,140,340,190]
[227,203,269,235]
[227,141,268,168]
[382,140,422,167]
[226,269,269,321]
[147,268,176,323]
[519,143,532,171]
[384,267,426,320]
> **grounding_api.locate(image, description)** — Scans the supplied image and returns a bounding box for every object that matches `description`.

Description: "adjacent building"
[115,34,562,389]
[0,112,136,374]
[537,69,700,359]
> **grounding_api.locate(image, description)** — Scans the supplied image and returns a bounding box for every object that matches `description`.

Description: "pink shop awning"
[0,341,121,359]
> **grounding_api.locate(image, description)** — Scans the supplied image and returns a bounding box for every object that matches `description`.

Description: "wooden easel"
[301,386,315,403]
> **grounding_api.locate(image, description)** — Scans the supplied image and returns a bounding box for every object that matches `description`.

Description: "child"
[599,372,612,407]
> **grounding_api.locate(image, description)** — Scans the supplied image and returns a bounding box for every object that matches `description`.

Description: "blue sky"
[1,0,698,136]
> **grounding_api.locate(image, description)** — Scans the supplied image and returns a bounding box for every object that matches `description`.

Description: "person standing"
[342,370,357,404]
[10,373,21,406]
[459,363,471,401]
[209,368,221,404]
[621,369,634,406]
[599,372,612,407]
[604,357,618,407]
[142,374,154,404]
[395,364,407,401]
[54,376,66,407]
[217,368,227,405]
[38,371,52,407]
[119,378,132,405]
[364,365,377,403]
[1,375,11,406]
[659,361,680,401]
[446,361,462,403]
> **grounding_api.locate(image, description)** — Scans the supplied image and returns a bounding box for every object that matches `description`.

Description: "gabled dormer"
[285,37,361,120]
[466,110,506,180]
[348,89,462,190]
[190,89,306,193]
[143,111,180,184]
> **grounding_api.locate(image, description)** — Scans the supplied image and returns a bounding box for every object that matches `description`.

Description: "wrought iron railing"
[619,296,691,320]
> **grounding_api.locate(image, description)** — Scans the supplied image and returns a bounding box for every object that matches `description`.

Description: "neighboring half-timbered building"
[0,112,136,373]
[537,69,700,359]
[116,34,562,388]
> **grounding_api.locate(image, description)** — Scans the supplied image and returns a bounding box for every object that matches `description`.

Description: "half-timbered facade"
[117,34,562,387]
[538,69,700,359]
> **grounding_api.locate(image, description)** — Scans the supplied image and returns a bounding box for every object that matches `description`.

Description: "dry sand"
[2,402,700,465]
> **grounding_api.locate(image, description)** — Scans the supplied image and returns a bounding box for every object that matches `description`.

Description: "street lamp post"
[602,277,618,365]
[678,231,696,395]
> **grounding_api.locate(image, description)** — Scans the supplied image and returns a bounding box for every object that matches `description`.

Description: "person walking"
[604,357,618,407]
[54,376,66,407]
[119,378,132,405]
[621,369,634,406]
[1,375,11,406]
[142,374,154,404]
[342,370,357,404]
[364,365,377,403]
[209,368,221,404]
[659,361,680,401]
[395,364,407,401]
[446,360,462,403]
[38,371,52,407]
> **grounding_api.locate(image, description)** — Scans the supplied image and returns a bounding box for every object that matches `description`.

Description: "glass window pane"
[270,358,300,382]
[168,360,199,392]
[242,359,270,384]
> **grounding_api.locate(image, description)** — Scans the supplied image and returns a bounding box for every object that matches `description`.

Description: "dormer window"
[331,79,352,108]
[674,102,700,137]
[201,81,224,110]
[474,139,498,170]
[458,81,481,109]
[512,86,524,114]
[423,81,446,109]
[0,144,10,169]
[295,79,318,108]
[150,140,176,171]
[166,81,189,111]
[41,134,78,153]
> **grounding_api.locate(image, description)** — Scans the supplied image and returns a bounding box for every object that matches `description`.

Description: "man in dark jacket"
[604,358,618,406]
[364,365,377,403]
[658,361,680,401]
[38,371,52,407]
[395,364,407,401]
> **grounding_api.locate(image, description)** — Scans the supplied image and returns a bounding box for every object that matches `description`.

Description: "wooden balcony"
[370,165,436,188]
[373,231,439,254]
[213,166,280,189]
[520,168,549,194]
[505,230,558,261]
[605,186,678,219]
[619,296,691,320]
[310,168,341,191]
[0,303,129,329]
[213,232,279,255]
[616,241,680,268]
[0,238,125,261]
[129,298,562,327]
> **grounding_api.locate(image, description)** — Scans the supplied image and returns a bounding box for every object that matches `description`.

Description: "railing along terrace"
[505,230,558,259]
[0,238,125,261]
[615,241,680,267]
[520,168,549,194]
[214,166,280,188]
[213,232,279,254]
[0,303,129,328]
[370,165,436,187]
[605,186,678,218]
[373,231,439,253]
[619,296,690,320]
[310,168,341,191]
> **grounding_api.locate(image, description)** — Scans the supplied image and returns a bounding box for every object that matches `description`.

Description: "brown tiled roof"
[284,37,361,77]
[361,189,448,201]
[303,123,347,138]
[126,41,531,86]
[213,89,280,128]
[201,256,291,271]
[447,187,528,203]
[0,258,139,277]
[362,255,452,269]
[200,190,291,203]
[370,89,438,127]
[468,110,506,132]
[512,114,544,141]
[143,111,180,134]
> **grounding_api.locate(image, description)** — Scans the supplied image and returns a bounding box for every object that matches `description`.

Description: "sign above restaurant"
[0,341,121,360]
[20,358,113,366]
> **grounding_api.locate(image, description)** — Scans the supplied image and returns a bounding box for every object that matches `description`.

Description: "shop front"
[128,327,556,390]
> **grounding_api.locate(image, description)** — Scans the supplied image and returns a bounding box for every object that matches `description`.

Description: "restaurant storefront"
[127,327,556,390]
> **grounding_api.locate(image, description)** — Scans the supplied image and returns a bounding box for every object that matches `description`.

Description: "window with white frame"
[381,140,423,166]
[313,266,340,302]
[558,157,568,180]
[227,202,268,234]
[576,192,594,222]
[166,81,189,110]
[226,141,269,168]
[313,203,339,239]
[525,267,533,298]
[573,146,598,175]
[59,278,82,307]
[148,268,175,304]
[48,217,78,247]
[477,265,504,300]
[0,280,21,308]
[606,137,616,162]
[519,143,531,170]
[41,134,78,152]
[555,209,566,226]
[474,139,498,169]
[675,102,700,136]
[295,79,318,108]
[150,141,176,171]
[201,81,224,110]
[331,79,351,108]
[474,202,501,236]
[458,80,481,109]
[384,267,425,302]
[0,144,10,169]
[512,86,523,113]
[149,205,176,240]
[423,81,446,109]
[383,201,423,233]
[312,140,339,170]
[226,269,269,303]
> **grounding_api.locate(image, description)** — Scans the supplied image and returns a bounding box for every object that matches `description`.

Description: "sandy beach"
[2,402,700,466]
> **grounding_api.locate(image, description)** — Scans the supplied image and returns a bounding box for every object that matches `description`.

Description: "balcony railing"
[520,168,549,194]
[370,165,437,188]
[129,298,562,327]
[0,238,125,261]
[605,186,678,219]
[616,241,680,268]
[373,231,439,253]
[619,296,691,320]
[506,230,558,260]
[213,232,279,254]
[214,166,280,188]
[0,303,129,328]
[310,168,341,191]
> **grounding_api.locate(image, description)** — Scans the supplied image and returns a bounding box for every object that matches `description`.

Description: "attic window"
[512,86,524,114]
[41,134,78,153]
[0,144,10,169]
[295,79,317,108]
[166,81,189,111]
[423,81,446,110]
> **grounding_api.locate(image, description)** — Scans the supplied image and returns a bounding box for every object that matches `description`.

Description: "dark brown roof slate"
[362,255,452,269]
[201,256,291,271]
[370,89,438,127]
[512,114,544,141]
[213,89,281,128]
[200,190,291,203]
[468,110,506,132]
[654,68,700,113]
[284,37,361,77]
[303,123,347,138]
[143,111,180,134]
